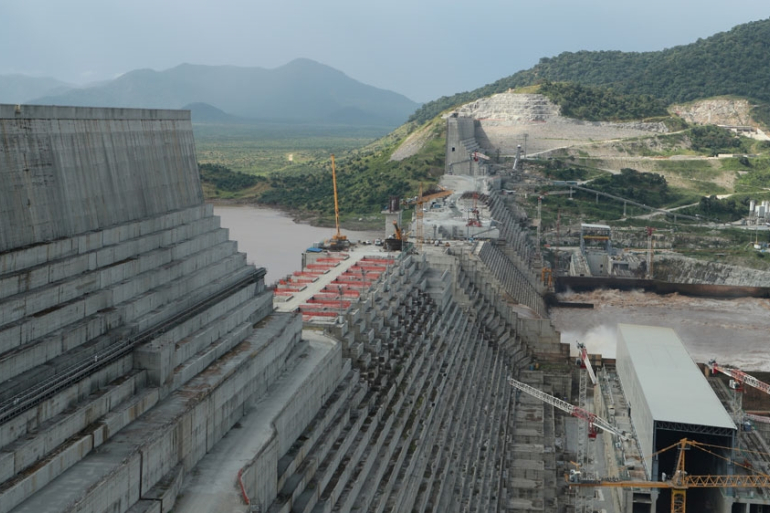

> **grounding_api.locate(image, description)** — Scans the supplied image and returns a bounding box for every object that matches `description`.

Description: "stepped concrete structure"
[0,104,570,513]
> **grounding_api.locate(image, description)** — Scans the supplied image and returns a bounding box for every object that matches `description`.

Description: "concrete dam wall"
[0,105,202,253]
[0,105,283,513]
[0,106,566,513]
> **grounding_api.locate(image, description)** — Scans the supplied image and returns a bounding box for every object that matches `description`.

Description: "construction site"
[1,100,770,513]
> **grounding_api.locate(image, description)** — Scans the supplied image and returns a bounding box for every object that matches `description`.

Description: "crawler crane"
[383,221,406,251]
[325,155,349,251]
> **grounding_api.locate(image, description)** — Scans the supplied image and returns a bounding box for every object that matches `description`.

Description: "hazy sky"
[1,1,768,102]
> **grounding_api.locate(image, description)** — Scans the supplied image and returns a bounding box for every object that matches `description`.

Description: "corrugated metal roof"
[618,323,735,430]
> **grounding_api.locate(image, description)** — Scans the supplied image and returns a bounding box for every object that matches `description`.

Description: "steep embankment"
[389,118,444,161]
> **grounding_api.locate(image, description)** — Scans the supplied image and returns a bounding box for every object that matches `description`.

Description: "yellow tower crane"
[569,438,770,513]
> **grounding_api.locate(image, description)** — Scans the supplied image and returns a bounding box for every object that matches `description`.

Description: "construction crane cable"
[691,440,770,459]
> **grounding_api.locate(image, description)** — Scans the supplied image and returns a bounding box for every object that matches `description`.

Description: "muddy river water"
[551,289,770,371]
[213,204,383,285]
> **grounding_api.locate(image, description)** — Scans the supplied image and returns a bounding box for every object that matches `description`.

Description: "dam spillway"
[0,105,568,513]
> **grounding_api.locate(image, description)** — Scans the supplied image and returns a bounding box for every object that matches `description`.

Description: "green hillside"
[249,120,445,225]
[411,18,770,124]
[204,18,770,225]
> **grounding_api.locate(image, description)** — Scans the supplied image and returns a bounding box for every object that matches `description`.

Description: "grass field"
[193,122,390,176]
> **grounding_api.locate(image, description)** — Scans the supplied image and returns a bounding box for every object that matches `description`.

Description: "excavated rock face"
[670,98,755,127]
[655,254,770,287]
[453,93,561,124]
[447,92,668,157]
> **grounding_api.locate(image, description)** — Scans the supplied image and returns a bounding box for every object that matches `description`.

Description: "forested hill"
[410,18,770,124]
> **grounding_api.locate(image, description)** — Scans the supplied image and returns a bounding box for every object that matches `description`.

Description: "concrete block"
[143,464,184,513]
[0,274,20,301]
[135,340,175,387]
[126,500,162,513]
[101,225,118,246]
[117,223,135,243]
[182,402,208,470]
[0,324,21,354]
[92,424,107,448]
[69,450,143,513]
[21,266,50,294]
[84,290,109,317]
[103,388,160,439]
[0,296,25,326]
[77,231,104,254]
[21,246,47,270]
[20,299,86,346]
[0,334,62,382]
[140,425,184,497]
[0,451,14,484]
[48,254,90,283]
[0,251,18,277]
[138,219,154,237]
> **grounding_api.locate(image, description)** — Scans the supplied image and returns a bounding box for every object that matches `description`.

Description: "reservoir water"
[213,204,383,285]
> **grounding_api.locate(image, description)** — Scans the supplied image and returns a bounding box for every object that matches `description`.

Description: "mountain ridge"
[410,17,770,124]
[10,59,419,127]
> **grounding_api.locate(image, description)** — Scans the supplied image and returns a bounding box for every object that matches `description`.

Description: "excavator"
[324,155,350,251]
[384,220,406,251]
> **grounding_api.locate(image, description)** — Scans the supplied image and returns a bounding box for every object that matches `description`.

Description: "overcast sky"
[1,1,768,103]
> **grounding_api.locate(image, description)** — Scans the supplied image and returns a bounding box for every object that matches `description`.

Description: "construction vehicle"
[324,155,350,251]
[569,437,770,513]
[384,221,406,251]
[507,377,628,440]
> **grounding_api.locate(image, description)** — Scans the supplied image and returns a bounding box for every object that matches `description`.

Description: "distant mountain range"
[0,75,73,104]
[0,59,420,127]
[410,17,770,124]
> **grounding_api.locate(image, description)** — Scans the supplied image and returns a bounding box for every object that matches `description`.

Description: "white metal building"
[615,323,736,480]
